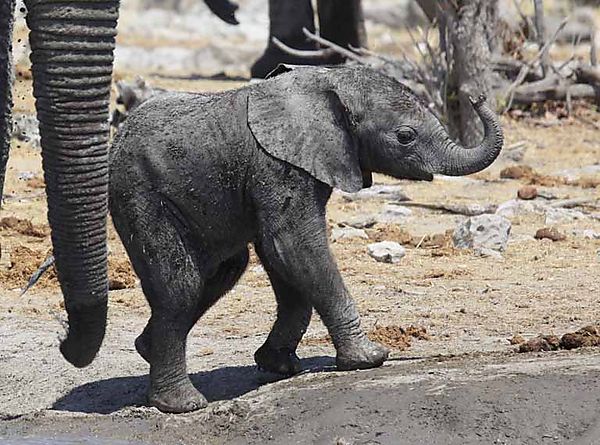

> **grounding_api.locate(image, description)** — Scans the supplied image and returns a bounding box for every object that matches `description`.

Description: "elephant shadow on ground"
[51,356,335,414]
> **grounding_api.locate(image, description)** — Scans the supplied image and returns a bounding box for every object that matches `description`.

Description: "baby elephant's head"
[247,66,503,192]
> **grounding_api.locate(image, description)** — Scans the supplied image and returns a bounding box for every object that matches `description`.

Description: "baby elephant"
[109,66,503,413]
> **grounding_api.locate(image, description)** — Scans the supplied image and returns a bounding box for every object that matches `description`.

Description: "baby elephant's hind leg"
[136,248,249,363]
[112,197,209,413]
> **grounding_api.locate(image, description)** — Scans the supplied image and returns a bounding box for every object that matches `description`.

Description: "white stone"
[495,199,546,218]
[571,229,600,240]
[367,241,406,264]
[475,247,504,260]
[545,207,586,225]
[339,184,410,202]
[340,215,378,229]
[331,227,369,242]
[453,214,512,252]
[376,204,412,223]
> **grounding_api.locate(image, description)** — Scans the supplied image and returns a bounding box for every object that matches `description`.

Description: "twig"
[301,28,365,64]
[271,37,336,59]
[415,235,427,249]
[502,17,569,112]
[401,202,497,216]
[20,255,55,296]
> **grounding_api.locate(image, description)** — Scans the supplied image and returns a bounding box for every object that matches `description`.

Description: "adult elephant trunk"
[431,95,504,176]
[0,0,15,201]
[25,0,119,367]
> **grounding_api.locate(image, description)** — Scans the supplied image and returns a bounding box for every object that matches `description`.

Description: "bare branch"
[301,28,365,63]
[533,0,550,77]
[271,37,337,59]
[502,17,569,112]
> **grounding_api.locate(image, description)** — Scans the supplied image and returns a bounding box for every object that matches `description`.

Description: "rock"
[12,113,41,149]
[544,207,586,225]
[534,227,566,242]
[17,171,35,181]
[476,247,504,260]
[582,230,600,240]
[495,199,546,218]
[339,184,410,202]
[367,241,406,264]
[536,189,559,200]
[331,227,369,242]
[500,142,527,163]
[453,214,512,253]
[570,229,600,240]
[339,215,377,229]
[517,186,537,200]
[556,164,600,182]
[376,204,412,223]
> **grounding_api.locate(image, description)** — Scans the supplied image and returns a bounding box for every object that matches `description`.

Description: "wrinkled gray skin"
[0,0,364,373]
[0,0,15,201]
[109,66,504,413]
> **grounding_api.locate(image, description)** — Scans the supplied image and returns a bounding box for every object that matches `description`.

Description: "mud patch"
[368,225,453,249]
[515,325,600,352]
[0,217,49,238]
[0,247,137,292]
[108,256,138,290]
[301,325,430,351]
[560,325,600,350]
[368,225,413,245]
[368,325,430,350]
[500,165,565,186]
[500,165,599,189]
[0,245,57,289]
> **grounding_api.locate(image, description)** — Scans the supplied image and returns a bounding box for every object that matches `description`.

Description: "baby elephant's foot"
[254,343,302,376]
[135,332,151,363]
[336,337,389,371]
[149,379,208,413]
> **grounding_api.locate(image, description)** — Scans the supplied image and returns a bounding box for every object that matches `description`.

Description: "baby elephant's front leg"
[258,223,389,371]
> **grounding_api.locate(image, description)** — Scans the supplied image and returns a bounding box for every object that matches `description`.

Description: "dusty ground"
[2,1,600,444]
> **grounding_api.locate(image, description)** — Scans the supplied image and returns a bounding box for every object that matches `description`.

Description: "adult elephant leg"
[250,0,318,79]
[0,0,15,202]
[317,0,366,64]
[25,0,120,367]
[254,243,312,376]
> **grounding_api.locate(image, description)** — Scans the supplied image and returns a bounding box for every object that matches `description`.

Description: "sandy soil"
[2,1,600,444]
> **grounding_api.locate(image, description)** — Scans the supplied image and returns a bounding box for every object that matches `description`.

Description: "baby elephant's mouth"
[408,170,434,181]
[396,164,434,181]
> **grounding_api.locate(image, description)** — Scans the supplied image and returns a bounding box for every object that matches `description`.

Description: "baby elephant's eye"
[396,127,417,145]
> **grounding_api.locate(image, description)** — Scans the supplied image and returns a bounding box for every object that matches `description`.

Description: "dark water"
[0,439,146,445]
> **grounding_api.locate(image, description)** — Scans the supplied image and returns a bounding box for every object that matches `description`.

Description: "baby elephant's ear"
[247,77,363,193]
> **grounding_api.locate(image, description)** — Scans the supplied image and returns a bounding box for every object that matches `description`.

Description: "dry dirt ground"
[2,2,600,444]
